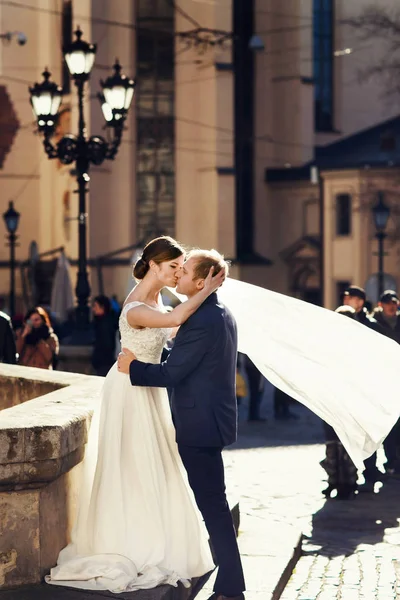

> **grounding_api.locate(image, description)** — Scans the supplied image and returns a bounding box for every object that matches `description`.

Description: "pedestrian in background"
[341,285,383,490]
[92,295,118,376]
[342,285,379,331]
[370,290,400,477]
[320,305,358,499]
[110,294,121,316]
[16,306,59,370]
[373,290,400,343]
[0,310,16,364]
[244,355,265,422]
[273,387,298,420]
[236,354,248,407]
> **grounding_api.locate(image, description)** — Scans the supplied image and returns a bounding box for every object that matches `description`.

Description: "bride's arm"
[126,267,225,329]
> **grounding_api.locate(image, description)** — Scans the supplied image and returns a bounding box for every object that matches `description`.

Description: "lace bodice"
[119,301,172,364]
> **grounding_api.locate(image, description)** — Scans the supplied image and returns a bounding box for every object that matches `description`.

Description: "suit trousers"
[178,444,245,596]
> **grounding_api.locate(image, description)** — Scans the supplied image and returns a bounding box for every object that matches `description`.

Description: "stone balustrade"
[0,364,103,588]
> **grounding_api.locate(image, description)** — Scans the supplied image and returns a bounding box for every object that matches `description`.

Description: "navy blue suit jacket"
[129,293,238,448]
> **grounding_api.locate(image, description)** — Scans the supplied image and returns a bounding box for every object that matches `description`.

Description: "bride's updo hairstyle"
[133,236,185,280]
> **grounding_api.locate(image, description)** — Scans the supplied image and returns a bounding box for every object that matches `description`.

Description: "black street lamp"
[2,201,20,317]
[29,27,135,339]
[372,191,391,298]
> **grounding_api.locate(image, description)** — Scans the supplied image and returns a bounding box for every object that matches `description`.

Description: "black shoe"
[363,469,386,483]
[358,480,375,493]
[336,486,356,500]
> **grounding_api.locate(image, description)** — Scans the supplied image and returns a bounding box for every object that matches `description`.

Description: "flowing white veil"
[172,278,400,469]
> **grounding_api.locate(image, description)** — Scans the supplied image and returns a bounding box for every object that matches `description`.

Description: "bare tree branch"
[343,6,400,98]
[343,6,400,40]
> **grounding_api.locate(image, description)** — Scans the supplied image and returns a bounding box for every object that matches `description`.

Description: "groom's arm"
[129,322,211,388]
[161,347,171,362]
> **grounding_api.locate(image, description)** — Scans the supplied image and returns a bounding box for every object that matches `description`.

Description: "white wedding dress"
[46,301,214,593]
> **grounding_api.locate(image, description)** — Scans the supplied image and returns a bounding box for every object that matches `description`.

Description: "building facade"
[0,0,399,313]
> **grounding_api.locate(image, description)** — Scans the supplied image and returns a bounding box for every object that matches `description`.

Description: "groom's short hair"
[188,249,230,281]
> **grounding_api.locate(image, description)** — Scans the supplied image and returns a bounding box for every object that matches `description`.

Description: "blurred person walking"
[91,295,118,377]
[320,305,358,499]
[244,355,265,422]
[342,285,379,330]
[342,285,383,489]
[369,290,400,478]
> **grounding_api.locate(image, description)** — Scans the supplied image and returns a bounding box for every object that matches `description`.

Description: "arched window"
[336,194,351,236]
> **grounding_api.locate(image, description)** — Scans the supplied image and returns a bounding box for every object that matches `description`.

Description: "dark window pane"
[313,0,334,132]
[336,194,351,236]
[138,0,173,20]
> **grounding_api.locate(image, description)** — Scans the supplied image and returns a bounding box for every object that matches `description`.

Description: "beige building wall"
[0,0,137,309]
[175,0,235,259]
[266,181,320,293]
[255,0,400,303]
[253,0,316,280]
[0,0,82,309]
[332,0,400,142]
[323,169,400,309]
[255,0,399,157]
[89,0,136,298]
[1,0,399,311]
[322,171,363,309]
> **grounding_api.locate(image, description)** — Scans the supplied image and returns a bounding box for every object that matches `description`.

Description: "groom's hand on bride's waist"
[117,348,136,374]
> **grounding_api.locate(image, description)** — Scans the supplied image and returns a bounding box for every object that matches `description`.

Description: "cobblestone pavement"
[6,385,399,600]
[196,391,329,600]
[280,476,400,600]
[199,384,400,600]
[241,384,400,600]
[1,392,326,600]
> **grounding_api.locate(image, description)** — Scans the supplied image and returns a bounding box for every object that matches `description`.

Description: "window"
[136,1,175,241]
[336,281,350,306]
[61,1,72,94]
[313,0,334,132]
[336,194,351,236]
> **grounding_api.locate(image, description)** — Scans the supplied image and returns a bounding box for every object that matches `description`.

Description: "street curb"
[271,533,303,600]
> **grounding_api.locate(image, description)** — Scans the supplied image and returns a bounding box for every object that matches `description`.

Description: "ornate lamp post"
[29,27,135,337]
[372,191,391,298]
[2,201,20,317]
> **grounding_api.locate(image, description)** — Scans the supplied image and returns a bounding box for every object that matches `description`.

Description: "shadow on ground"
[231,402,325,450]
[304,477,400,557]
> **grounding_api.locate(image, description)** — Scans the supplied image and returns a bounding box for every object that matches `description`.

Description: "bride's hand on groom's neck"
[202,266,226,296]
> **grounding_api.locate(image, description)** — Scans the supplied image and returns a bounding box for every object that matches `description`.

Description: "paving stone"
[7,395,400,600]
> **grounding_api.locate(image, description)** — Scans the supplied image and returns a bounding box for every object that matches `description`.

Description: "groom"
[117,249,245,600]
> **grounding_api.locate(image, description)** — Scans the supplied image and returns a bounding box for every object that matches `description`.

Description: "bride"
[46,236,224,593]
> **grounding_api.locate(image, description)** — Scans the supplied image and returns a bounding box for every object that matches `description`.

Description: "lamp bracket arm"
[43,134,58,160]
[104,124,123,160]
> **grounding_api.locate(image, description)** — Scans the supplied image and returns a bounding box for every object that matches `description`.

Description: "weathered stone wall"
[0,364,103,589]
[0,376,65,411]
